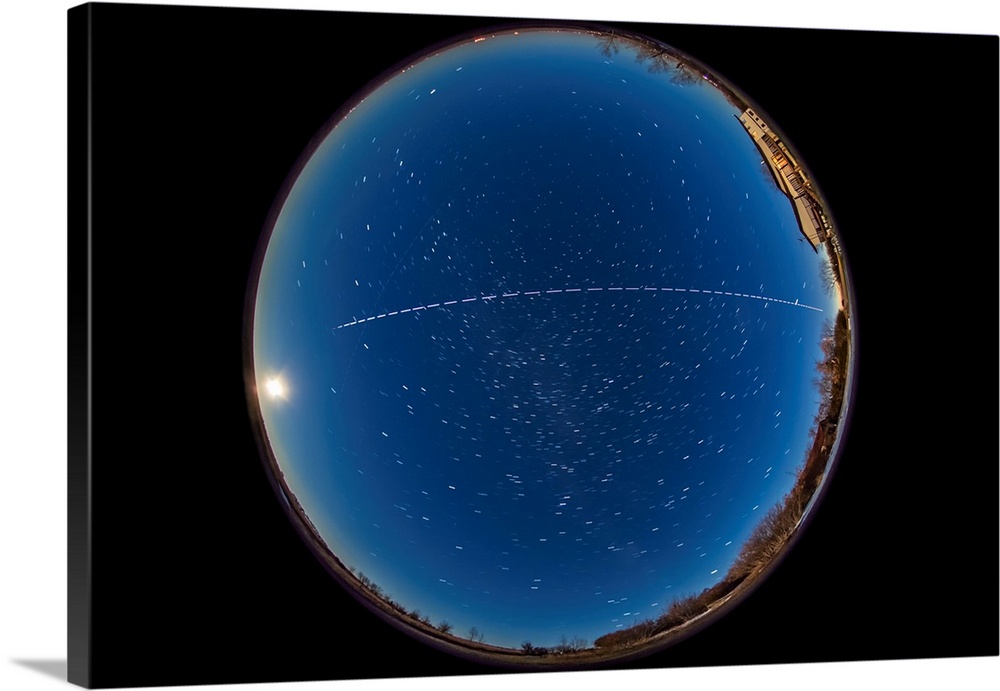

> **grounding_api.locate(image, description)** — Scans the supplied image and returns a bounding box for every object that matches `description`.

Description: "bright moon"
[265,378,285,399]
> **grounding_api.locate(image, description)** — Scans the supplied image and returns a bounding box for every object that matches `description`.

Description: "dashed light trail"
[332,285,822,331]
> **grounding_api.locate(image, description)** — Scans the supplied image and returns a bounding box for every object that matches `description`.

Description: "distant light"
[265,378,285,399]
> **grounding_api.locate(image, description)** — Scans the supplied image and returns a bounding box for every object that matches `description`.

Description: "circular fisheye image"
[247,24,854,668]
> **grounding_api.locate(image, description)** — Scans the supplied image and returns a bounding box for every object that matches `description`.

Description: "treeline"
[348,568,489,644]
[595,310,851,651]
[593,29,748,111]
[732,310,849,577]
[592,490,801,651]
[521,635,590,657]
[593,578,746,649]
[814,310,849,427]
[350,567,412,620]
[349,565,598,656]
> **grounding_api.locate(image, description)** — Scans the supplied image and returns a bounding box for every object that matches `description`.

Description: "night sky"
[252,28,840,649]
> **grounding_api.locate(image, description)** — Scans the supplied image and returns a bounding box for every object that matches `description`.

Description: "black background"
[70,3,998,688]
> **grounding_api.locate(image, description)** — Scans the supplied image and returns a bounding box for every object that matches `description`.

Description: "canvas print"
[67,2,998,688]
[248,22,852,668]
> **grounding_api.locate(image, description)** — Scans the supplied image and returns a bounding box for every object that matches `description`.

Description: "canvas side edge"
[67,3,93,688]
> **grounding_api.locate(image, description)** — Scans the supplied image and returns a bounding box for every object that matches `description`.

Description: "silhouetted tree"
[730,495,803,578]
[437,620,453,634]
[468,626,484,643]
[821,257,838,295]
[520,641,548,656]
[598,30,621,57]
[633,41,673,74]
[657,593,708,629]
[670,62,703,86]
[594,622,654,649]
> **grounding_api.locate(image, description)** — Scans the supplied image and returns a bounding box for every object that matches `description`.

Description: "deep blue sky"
[254,28,838,649]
